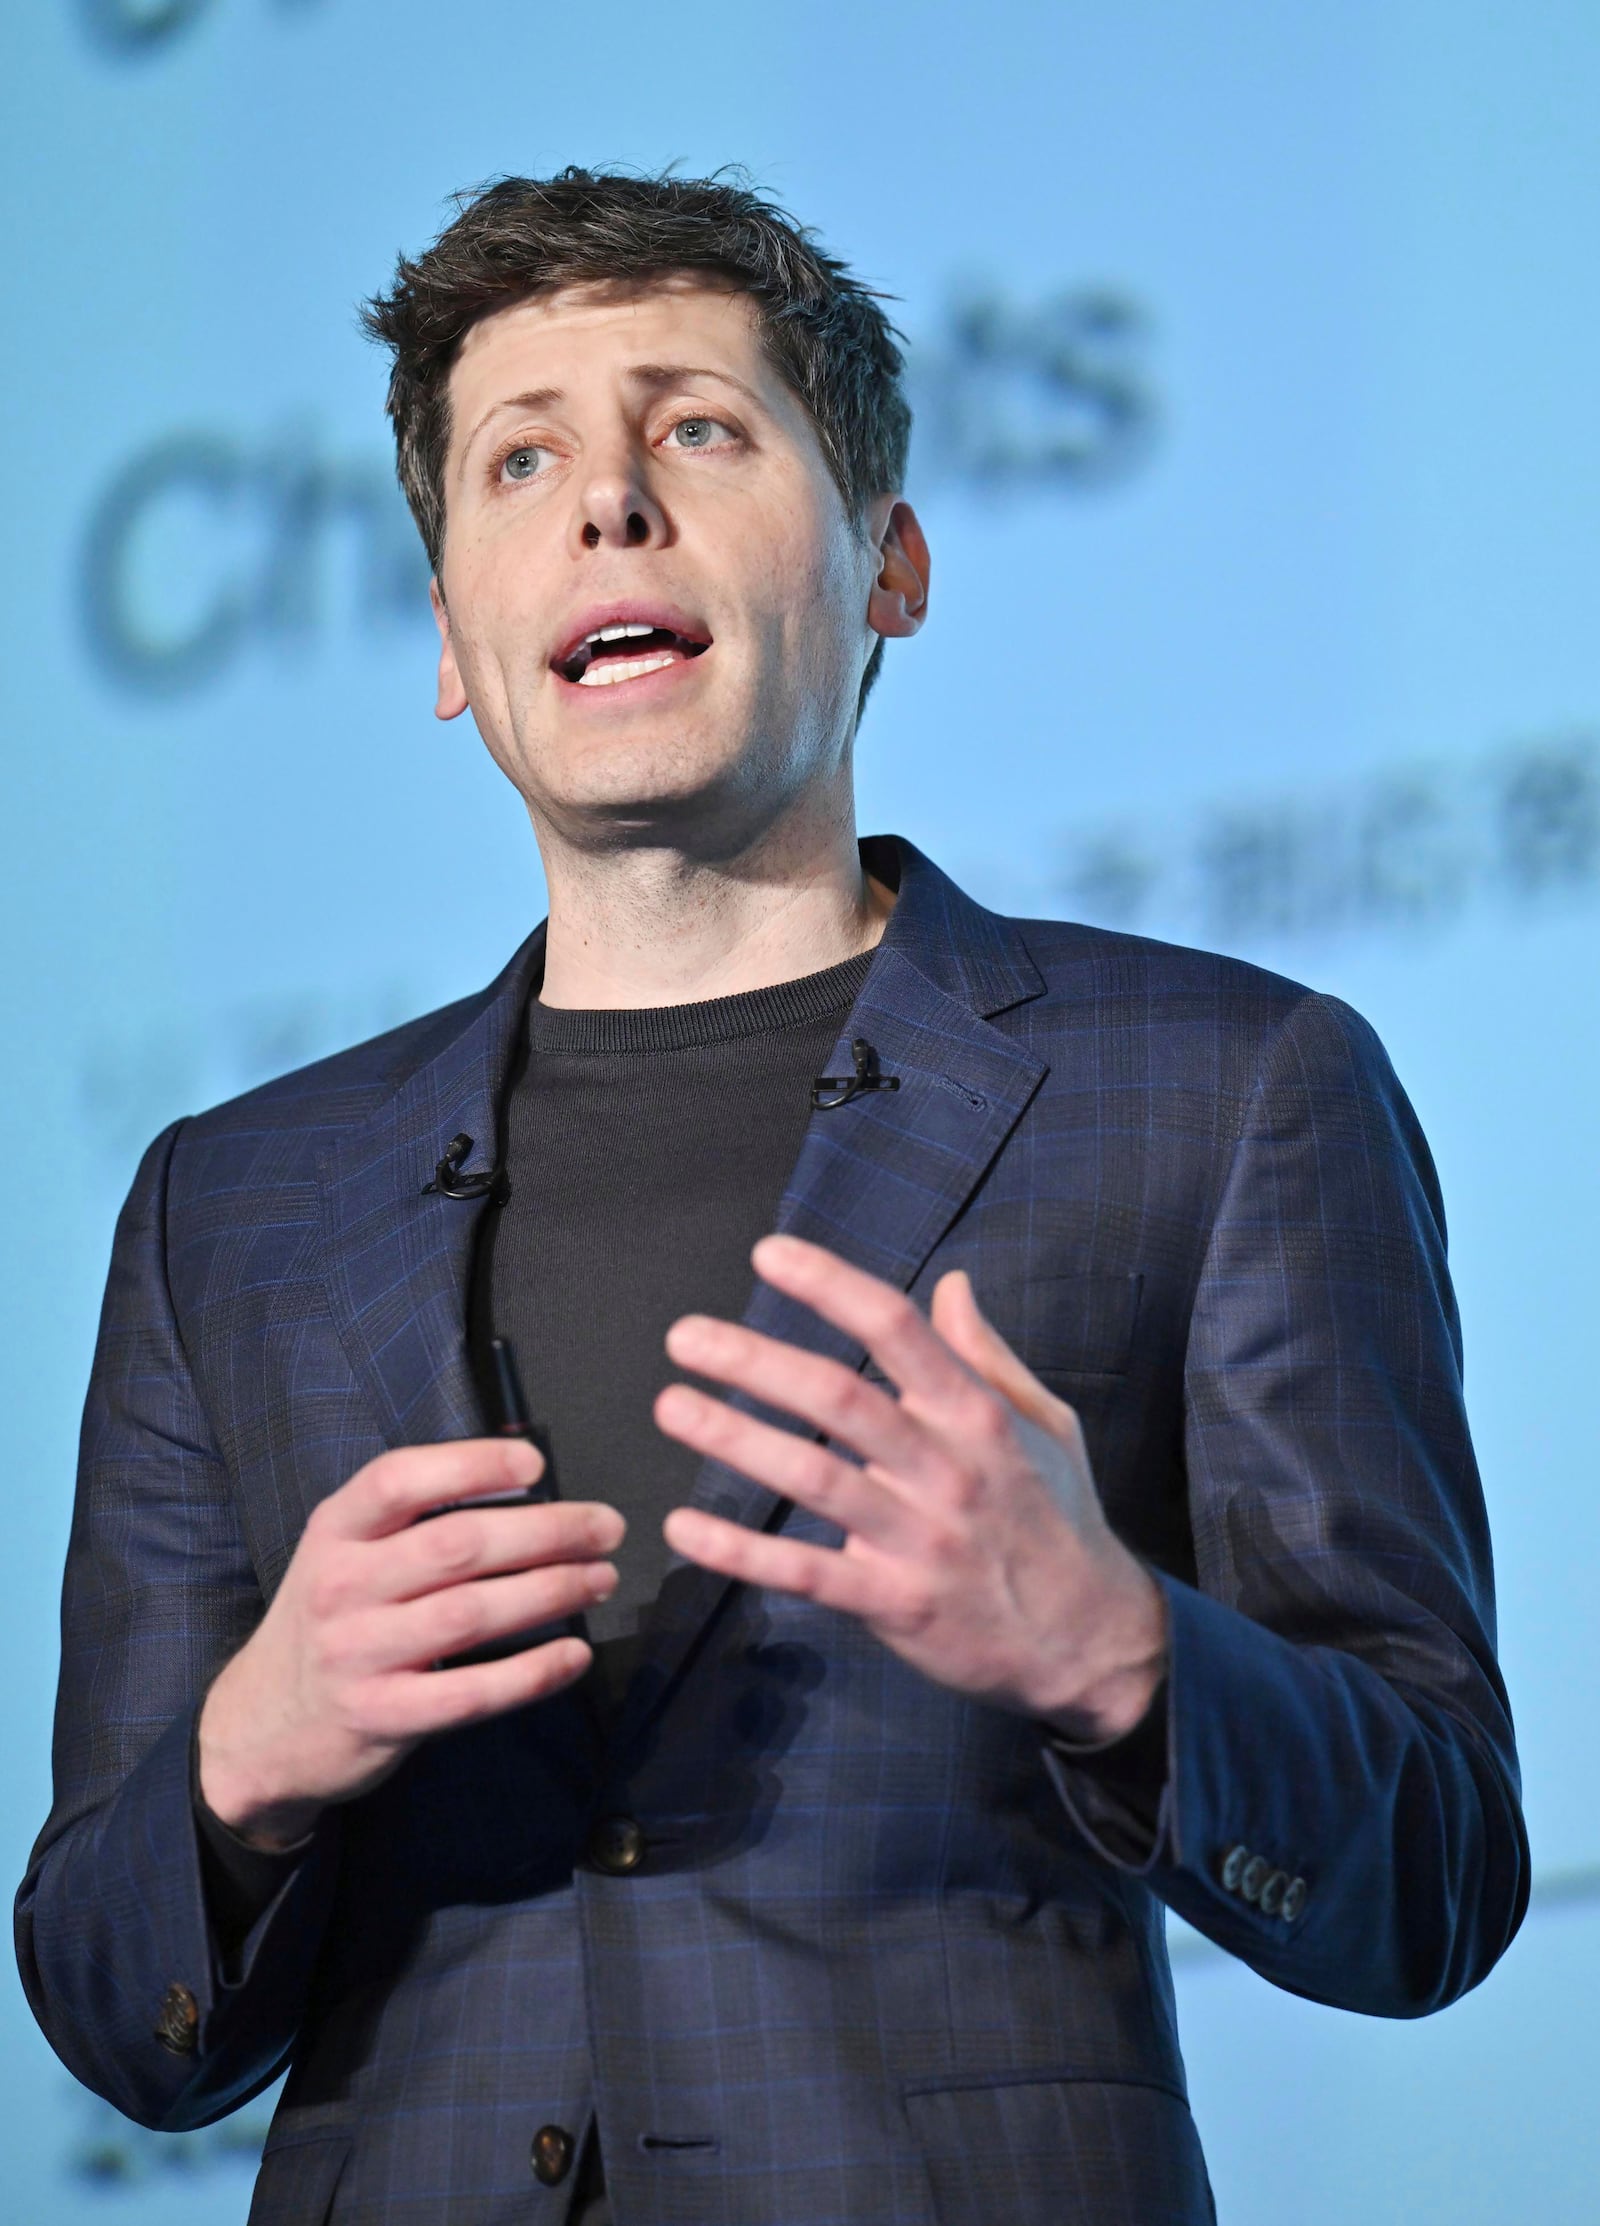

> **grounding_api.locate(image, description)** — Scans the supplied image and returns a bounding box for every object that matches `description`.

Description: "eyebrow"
[624,363,763,407]
[458,363,765,473]
[459,387,563,472]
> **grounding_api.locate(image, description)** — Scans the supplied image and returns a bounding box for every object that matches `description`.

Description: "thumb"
[930,1270,1075,1437]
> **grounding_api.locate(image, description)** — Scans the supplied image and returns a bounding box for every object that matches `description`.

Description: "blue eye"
[502,446,545,481]
[673,418,718,448]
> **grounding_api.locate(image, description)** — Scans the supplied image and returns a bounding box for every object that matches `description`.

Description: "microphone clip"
[423,1132,501,1200]
[811,1037,901,1111]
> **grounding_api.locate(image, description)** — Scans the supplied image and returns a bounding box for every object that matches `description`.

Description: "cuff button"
[1219,1844,1249,1892]
[1239,1855,1270,1904]
[153,1982,199,2055]
[1281,1875,1308,1923]
[1259,1868,1288,1917]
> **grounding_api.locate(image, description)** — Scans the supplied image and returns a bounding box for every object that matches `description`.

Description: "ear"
[865,498,930,642]
[430,576,469,720]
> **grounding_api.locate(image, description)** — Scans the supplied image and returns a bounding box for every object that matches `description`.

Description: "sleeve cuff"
[188,1719,313,1966]
[1041,1675,1174,1873]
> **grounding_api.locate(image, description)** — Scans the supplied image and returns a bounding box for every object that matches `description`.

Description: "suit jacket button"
[153,1983,199,2055]
[531,2125,575,2185]
[1239,1855,1270,1904]
[1258,1868,1289,1917]
[1219,1844,1249,1893]
[1281,1875,1308,1922]
[588,1816,647,1875]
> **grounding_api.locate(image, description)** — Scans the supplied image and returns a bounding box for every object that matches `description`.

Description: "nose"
[571,449,669,555]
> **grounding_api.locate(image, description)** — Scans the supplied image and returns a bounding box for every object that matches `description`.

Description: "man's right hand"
[197,1439,621,1851]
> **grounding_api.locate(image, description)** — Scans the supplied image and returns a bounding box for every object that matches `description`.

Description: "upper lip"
[549,599,713,673]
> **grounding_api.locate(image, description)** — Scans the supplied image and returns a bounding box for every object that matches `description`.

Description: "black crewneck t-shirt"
[480,946,876,1718]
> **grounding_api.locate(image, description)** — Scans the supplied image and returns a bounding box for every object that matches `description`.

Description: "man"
[17,170,1527,2225]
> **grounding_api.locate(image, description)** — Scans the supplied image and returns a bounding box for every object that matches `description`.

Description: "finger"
[653,1383,927,1551]
[663,1314,949,1485]
[374,1500,626,1604]
[663,1505,902,1622]
[929,1270,1078,1436]
[366,1634,596,1739]
[354,1558,619,1674]
[749,1232,980,1406]
[320,1440,546,1541]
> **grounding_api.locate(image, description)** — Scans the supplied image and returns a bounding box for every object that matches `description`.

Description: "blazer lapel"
[314,834,1049,1756]
[610,836,1050,1753]
[320,928,546,1453]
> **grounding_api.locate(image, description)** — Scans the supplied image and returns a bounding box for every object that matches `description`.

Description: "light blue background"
[3,2,1597,2217]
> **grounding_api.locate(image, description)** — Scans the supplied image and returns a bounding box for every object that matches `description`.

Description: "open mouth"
[553,620,712,689]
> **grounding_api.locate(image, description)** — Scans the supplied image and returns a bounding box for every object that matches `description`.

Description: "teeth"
[576,652,678,687]
[586,621,658,644]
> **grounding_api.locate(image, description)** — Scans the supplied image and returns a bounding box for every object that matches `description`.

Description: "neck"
[533,791,896,1011]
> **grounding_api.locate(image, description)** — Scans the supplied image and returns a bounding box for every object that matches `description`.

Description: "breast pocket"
[980,1270,1144,1384]
[904,2071,1212,2226]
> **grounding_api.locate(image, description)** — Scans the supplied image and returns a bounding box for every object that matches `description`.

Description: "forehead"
[446,276,789,440]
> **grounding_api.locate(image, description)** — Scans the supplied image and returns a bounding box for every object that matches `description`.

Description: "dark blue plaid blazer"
[17,834,1527,2226]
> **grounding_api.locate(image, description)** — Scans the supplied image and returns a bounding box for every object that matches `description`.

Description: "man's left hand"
[656,1232,1167,1742]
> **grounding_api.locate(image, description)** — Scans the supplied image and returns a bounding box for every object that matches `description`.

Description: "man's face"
[431,276,924,856]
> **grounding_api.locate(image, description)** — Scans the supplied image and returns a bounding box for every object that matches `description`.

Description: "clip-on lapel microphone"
[811,1037,901,1110]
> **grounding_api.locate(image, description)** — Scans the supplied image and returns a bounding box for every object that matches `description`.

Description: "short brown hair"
[362,169,912,705]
